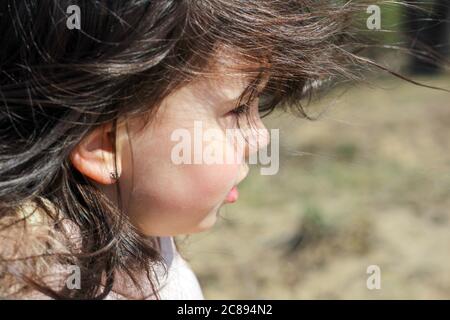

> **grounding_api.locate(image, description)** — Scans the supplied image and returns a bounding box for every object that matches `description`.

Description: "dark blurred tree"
[405,0,450,74]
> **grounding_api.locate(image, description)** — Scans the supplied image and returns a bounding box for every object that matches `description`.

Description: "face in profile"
[111,60,270,236]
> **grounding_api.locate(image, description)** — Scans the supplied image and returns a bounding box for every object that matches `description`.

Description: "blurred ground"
[177,75,450,299]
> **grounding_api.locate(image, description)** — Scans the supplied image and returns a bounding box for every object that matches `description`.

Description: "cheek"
[128,162,239,236]
[182,163,239,203]
[170,130,242,206]
[153,124,241,207]
[124,131,241,234]
[144,162,239,213]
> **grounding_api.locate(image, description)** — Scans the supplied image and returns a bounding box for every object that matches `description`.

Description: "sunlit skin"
[71,58,270,236]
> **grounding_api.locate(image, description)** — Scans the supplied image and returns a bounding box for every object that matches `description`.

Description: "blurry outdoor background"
[178,1,450,299]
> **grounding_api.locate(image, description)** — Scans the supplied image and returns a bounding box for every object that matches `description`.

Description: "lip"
[225,186,239,203]
[224,165,248,204]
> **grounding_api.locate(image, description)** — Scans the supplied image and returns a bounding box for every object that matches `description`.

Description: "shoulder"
[104,236,204,300]
[0,199,73,298]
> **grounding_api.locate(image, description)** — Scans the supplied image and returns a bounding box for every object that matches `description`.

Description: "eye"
[229,102,250,117]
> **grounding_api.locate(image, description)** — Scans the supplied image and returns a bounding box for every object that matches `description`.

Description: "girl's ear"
[70,123,122,184]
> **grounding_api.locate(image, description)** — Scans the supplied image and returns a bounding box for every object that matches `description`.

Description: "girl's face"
[116,63,270,236]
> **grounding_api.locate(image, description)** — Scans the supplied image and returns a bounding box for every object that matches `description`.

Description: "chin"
[189,207,221,234]
[132,205,223,236]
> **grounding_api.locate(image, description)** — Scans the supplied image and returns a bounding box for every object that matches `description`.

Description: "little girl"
[0,0,368,299]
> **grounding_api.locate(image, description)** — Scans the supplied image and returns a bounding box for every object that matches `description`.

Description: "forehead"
[189,54,270,102]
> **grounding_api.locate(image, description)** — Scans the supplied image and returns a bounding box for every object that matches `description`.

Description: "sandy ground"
[177,75,450,299]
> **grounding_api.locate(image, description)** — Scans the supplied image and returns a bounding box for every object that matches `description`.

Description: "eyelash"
[229,102,250,117]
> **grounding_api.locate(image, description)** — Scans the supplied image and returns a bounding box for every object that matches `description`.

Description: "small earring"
[109,172,119,181]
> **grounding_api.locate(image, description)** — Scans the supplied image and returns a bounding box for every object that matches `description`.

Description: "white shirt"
[105,236,204,300]
[156,236,204,300]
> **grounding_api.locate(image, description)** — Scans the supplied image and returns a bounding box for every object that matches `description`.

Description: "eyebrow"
[223,72,270,103]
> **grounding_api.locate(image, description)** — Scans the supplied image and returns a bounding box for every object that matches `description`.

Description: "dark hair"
[0,0,372,299]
